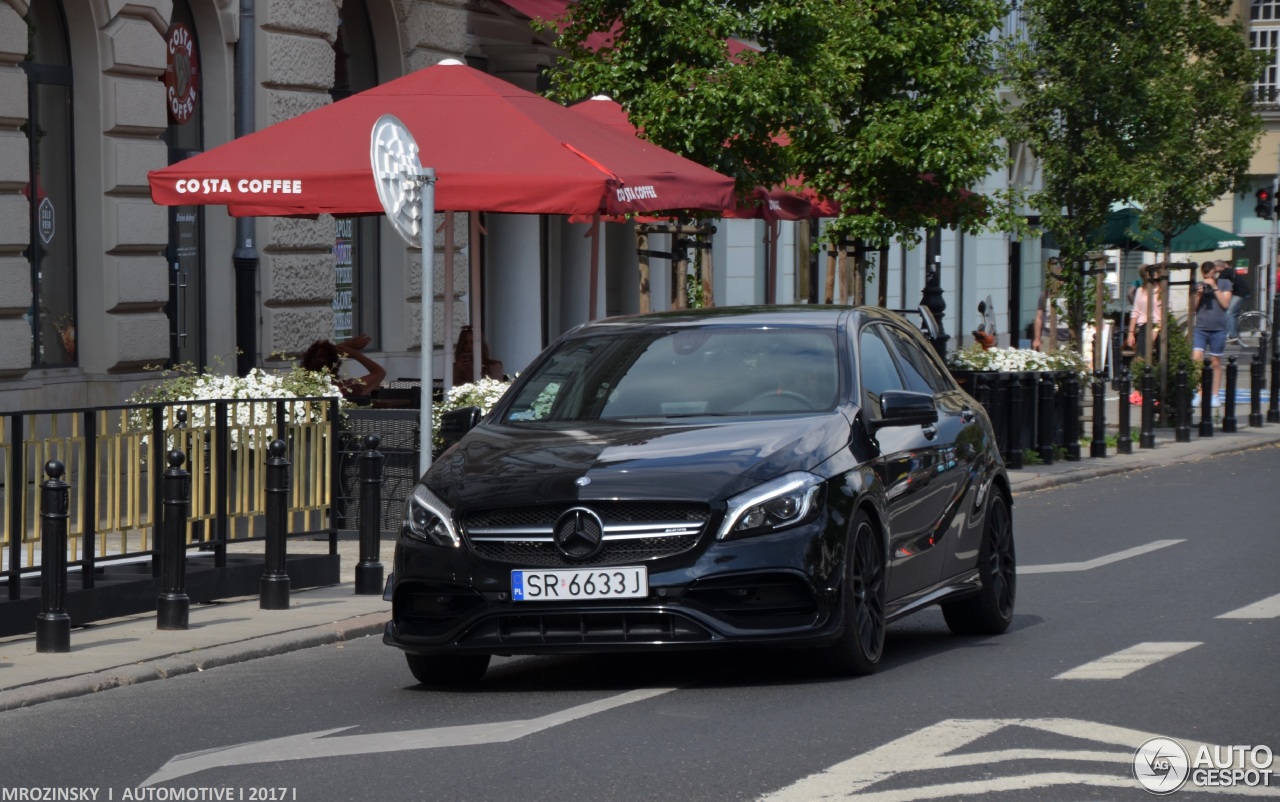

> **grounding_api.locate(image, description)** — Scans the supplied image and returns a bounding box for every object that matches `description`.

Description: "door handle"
[922,424,938,440]
[961,407,976,423]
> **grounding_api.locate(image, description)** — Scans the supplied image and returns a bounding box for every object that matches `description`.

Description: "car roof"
[571,305,913,335]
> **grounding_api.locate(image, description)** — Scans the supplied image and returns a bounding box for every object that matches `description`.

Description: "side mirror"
[439,406,482,451]
[868,390,939,431]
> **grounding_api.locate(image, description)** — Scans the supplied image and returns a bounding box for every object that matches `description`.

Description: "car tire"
[942,491,1015,636]
[827,510,885,676]
[405,652,491,686]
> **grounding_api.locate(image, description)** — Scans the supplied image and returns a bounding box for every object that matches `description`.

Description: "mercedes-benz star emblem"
[554,507,605,560]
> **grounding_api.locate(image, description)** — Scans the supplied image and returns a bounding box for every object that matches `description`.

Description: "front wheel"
[406,652,491,686]
[827,511,885,676]
[942,492,1015,635]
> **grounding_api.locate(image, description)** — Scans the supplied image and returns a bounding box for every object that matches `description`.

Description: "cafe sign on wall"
[164,22,200,125]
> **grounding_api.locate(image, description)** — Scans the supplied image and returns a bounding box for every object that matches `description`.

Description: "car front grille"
[462,502,710,567]
[459,611,713,646]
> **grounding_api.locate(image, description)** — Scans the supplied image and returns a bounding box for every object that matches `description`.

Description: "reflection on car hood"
[425,413,853,510]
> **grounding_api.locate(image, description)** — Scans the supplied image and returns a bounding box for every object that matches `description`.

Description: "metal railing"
[1,396,341,596]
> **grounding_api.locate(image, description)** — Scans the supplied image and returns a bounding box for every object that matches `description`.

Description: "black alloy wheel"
[406,652,491,686]
[827,511,886,676]
[942,492,1015,635]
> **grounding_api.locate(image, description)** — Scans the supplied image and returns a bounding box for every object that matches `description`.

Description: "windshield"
[502,327,840,423]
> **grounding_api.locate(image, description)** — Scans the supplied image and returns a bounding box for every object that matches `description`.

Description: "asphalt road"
[2,446,1278,801]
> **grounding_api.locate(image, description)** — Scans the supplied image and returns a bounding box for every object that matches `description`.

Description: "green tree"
[543,0,1011,249]
[1005,0,1262,343]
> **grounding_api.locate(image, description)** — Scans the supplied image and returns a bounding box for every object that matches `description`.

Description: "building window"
[22,2,76,367]
[332,0,380,346]
[1252,1,1280,103]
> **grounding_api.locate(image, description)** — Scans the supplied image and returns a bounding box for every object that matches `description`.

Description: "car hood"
[425,413,853,510]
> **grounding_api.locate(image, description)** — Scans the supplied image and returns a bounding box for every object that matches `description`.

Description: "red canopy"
[148,62,734,218]
[569,97,835,222]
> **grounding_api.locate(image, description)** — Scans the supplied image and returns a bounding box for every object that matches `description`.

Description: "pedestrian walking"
[1033,266,1073,352]
[1125,271,1164,406]
[1192,261,1233,407]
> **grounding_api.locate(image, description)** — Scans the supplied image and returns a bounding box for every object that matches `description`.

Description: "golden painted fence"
[0,397,341,589]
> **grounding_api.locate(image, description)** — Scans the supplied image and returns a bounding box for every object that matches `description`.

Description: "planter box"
[950,368,1084,464]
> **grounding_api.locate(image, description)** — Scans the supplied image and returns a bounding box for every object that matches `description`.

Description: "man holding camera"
[1193,261,1234,407]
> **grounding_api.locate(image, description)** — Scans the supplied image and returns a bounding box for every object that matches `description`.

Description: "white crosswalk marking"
[1054,642,1201,680]
[1217,592,1280,619]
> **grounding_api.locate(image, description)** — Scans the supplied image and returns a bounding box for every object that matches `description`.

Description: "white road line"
[1054,642,1201,680]
[1217,592,1280,619]
[756,718,1274,801]
[1019,539,1183,574]
[140,686,677,786]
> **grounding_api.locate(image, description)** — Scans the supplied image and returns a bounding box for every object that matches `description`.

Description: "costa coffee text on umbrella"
[173,178,304,195]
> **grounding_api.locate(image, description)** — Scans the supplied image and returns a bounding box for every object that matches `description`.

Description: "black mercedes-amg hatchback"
[384,306,1015,684]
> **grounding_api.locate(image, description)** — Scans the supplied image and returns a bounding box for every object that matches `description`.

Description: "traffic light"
[1256,187,1274,219]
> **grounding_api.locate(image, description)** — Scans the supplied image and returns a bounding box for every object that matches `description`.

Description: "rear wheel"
[827,511,885,676]
[406,652,491,686]
[942,492,1015,635]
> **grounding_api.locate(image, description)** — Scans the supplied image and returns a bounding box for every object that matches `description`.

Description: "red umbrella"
[569,96,834,222]
[148,61,734,219]
[149,61,734,406]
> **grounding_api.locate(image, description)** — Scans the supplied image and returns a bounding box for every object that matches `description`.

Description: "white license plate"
[511,567,648,601]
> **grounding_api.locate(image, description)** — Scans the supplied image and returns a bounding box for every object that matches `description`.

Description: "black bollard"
[36,460,71,653]
[157,449,191,630]
[1140,365,1156,449]
[1116,369,1133,455]
[260,438,292,610]
[1006,373,1025,468]
[1175,367,1191,443]
[355,434,385,595]
[1091,371,1107,458]
[1270,351,1280,424]
[1199,358,1215,437]
[1251,354,1265,428]
[1063,373,1081,460]
[1223,356,1238,433]
[1037,373,1056,464]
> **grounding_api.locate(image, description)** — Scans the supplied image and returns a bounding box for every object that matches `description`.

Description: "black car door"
[881,323,982,588]
[857,323,948,602]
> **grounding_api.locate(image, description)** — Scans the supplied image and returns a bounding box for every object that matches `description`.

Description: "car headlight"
[717,472,822,540]
[403,483,461,548]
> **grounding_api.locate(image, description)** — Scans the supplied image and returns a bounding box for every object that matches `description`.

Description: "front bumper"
[383,518,845,656]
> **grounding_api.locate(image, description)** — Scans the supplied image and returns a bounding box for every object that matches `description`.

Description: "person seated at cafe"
[301,333,386,400]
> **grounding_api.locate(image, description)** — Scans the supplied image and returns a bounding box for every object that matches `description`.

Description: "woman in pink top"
[1127,276,1162,359]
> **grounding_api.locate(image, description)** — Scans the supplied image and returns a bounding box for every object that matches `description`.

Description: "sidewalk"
[2,423,1278,711]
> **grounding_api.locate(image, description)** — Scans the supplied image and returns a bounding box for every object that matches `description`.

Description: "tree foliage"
[542,0,1010,246]
[1005,0,1262,334]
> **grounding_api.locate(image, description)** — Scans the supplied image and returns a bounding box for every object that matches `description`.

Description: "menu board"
[334,218,354,341]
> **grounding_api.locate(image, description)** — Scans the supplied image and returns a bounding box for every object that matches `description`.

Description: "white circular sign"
[1133,737,1190,795]
[370,114,425,248]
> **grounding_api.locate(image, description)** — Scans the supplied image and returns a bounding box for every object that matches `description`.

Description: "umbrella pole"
[418,168,437,477]
[589,213,600,320]
[444,211,454,393]
[470,214,482,384]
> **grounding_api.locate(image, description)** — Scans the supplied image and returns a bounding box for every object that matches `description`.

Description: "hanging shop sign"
[164,22,200,125]
[38,196,54,245]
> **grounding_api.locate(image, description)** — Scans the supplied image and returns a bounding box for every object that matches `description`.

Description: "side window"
[884,325,951,394]
[858,325,906,418]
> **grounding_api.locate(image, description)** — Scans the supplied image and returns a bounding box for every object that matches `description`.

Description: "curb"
[0,612,387,712]
[1010,436,1279,494]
